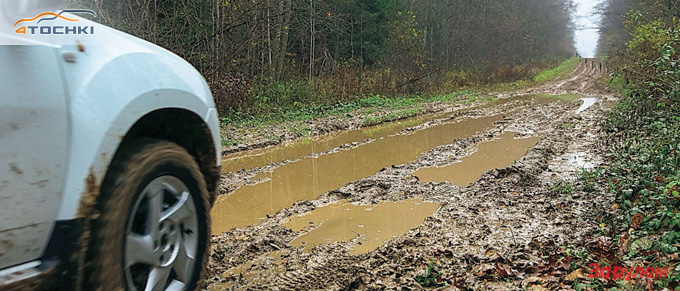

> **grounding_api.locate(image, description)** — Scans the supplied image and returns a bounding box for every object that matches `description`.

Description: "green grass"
[221,137,244,147]
[219,58,579,130]
[484,58,580,92]
[550,180,577,196]
[415,261,447,288]
[290,125,312,137]
[362,108,423,126]
[220,90,479,128]
[533,57,580,83]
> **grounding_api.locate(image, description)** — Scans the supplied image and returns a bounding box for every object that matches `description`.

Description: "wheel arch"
[46,104,220,290]
[118,108,219,203]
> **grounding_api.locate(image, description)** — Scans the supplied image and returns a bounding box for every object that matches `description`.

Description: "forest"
[68,0,575,115]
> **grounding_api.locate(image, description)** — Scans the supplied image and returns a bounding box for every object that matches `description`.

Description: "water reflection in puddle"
[413,132,541,186]
[575,97,598,114]
[284,199,440,254]
[221,113,450,173]
[211,115,503,233]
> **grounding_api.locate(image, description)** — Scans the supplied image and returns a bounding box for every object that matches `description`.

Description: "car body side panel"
[0,44,68,269]
[0,225,52,270]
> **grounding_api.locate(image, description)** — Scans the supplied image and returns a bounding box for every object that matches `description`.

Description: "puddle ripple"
[284,199,440,254]
[413,132,541,186]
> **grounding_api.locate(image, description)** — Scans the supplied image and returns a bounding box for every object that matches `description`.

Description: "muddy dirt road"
[206,59,617,290]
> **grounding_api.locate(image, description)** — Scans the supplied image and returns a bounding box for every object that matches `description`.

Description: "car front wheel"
[87,139,210,291]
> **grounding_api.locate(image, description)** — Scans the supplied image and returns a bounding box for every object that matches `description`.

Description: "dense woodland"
[69,0,575,114]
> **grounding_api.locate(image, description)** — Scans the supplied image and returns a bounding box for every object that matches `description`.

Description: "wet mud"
[206,59,619,290]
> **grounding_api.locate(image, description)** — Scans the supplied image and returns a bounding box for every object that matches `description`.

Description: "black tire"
[87,139,210,291]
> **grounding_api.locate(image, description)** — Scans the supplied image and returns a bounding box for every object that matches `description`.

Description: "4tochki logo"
[13,9,96,35]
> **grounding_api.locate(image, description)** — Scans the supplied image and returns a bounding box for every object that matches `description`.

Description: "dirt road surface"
[206,59,617,290]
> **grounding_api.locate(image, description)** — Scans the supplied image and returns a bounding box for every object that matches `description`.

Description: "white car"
[0,1,221,290]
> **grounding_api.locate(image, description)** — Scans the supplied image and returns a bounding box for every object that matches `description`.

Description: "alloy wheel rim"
[124,175,199,291]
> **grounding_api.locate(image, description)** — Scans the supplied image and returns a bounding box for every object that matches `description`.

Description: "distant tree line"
[597,0,631,57]
[69,0,575,114]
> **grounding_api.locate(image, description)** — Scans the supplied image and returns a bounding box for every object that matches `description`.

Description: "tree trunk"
[275,0,292,80]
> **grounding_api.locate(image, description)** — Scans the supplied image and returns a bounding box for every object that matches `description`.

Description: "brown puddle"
[211,114,503,233]
[221,94,567,173]
[221,113,449,173]
[283,199,440,254]
[413,132,541,186]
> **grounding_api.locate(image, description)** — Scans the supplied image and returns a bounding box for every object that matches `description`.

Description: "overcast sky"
[572,0,605,58]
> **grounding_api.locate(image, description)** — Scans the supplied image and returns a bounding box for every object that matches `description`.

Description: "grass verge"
[219,58,580,129]
[572,83,680,290]
[486,57,580,92]
[533,57,580,83]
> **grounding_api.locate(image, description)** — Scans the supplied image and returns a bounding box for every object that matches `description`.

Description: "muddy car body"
[0,1,220,289]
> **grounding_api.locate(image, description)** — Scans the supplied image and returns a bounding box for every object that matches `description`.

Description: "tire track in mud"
[525,58,610,96]
[206,60,618,290]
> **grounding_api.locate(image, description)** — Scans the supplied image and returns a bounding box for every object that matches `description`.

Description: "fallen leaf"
[495,262,513,277]
[565,268,584,281]
[522,276,542,286]
[539,274,559,283]
[631,213,644,229]
[473,263,495,276]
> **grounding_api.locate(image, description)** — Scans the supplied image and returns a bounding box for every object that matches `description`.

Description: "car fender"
[55,21,219,220]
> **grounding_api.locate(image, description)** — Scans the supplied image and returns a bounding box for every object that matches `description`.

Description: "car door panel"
[0,45,68,269]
